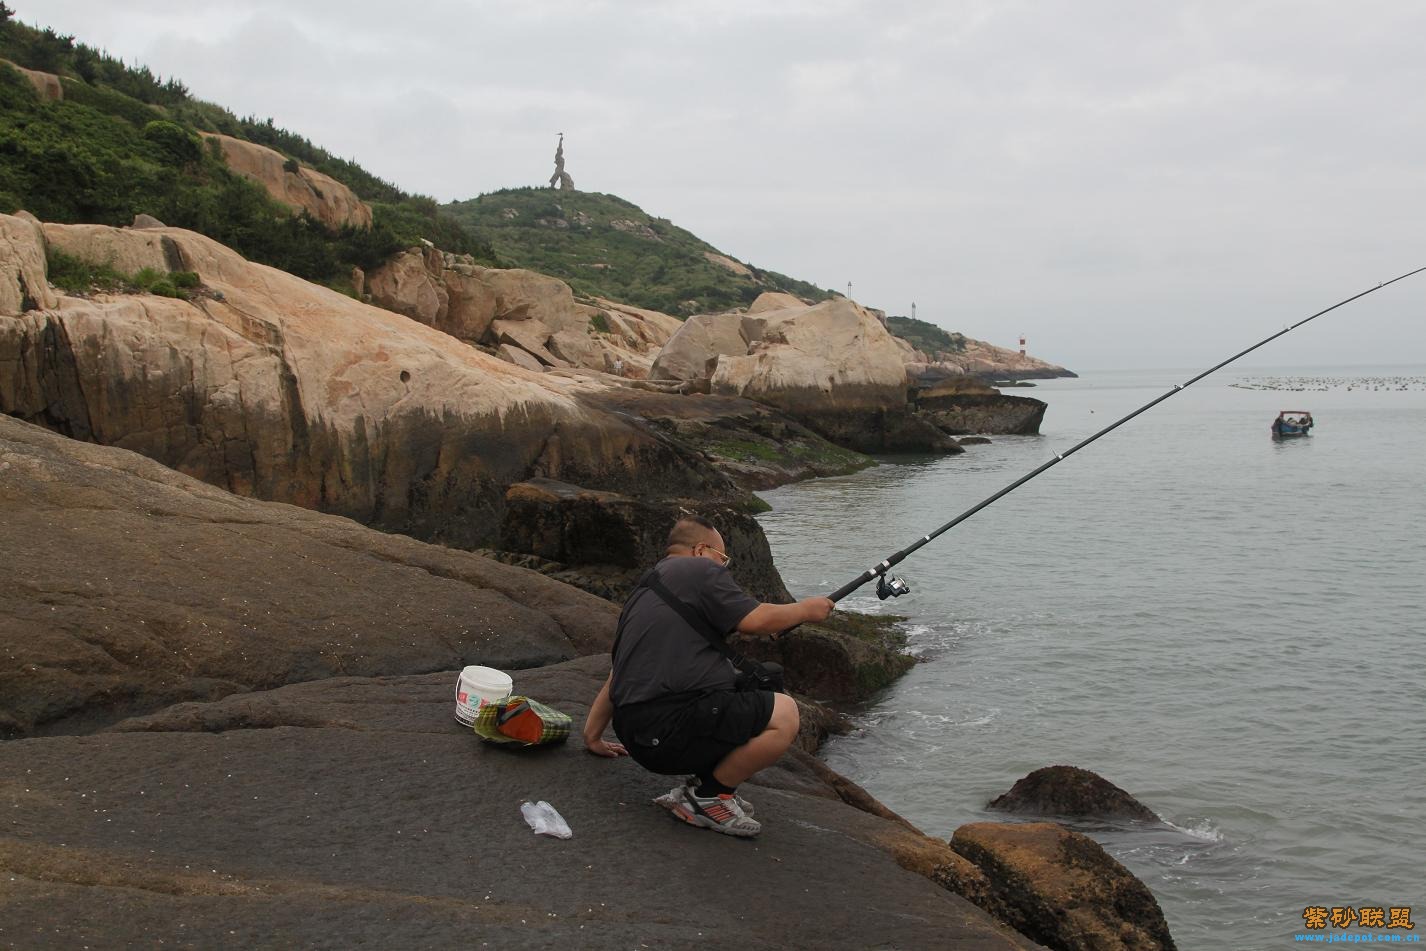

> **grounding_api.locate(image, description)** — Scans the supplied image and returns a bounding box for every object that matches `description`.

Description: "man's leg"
[709,693,800,788]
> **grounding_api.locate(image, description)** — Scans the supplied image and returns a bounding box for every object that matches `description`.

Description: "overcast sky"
[22,0,1426,370]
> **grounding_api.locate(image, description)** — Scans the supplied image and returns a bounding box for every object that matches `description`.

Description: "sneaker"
[652,779,755,817]
[669,788,761,838]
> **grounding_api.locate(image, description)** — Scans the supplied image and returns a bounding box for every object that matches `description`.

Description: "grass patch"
[45,248,201,300]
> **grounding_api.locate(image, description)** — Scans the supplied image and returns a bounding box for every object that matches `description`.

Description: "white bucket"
[454,666,513,726]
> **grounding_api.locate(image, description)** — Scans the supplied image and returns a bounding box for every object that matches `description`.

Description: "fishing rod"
[829,265,1426,604]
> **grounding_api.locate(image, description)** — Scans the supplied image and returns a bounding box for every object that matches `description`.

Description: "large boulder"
[649,312,749,381]
[0,414,618,737]
[0,216,740,555]
[0,213,58,316]
[916,391,1048,436]
[950,822,1177,951]
[987,766,1161,823]
[364,246,449,326]
[200,133,372,232]
[648,294,953,452]
[711,297,909,415]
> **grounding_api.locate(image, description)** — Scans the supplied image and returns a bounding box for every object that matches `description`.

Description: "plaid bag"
[472,696,571,747]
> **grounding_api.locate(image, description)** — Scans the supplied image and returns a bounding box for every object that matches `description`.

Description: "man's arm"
[737,597,834,637]
[582,672,627,758]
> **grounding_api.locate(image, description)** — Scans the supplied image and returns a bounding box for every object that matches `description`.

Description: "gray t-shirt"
[610,556,760,707]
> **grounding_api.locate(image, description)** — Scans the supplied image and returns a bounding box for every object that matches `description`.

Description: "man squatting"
[583,516,835,837]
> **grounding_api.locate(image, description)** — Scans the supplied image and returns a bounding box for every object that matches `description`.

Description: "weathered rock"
[199,133,372,232]
[495,342,545,372]
[747,290,806,314]
[480,267,583,330]
[737,615,917,703]
[0,656,1038,950]
[0,214,58,316]
[951,822,1176,951]
[131,213,167,230]
[41,221,185,276]
[655,295,956,452]
[917,391,1048,436]
[0,216,743,557]
[499,478,789,603]
[365,246,447,324]
[1,59,63,101]
[579,385,873,491]
[0,415,618,737]
[490,317,561,364]
[649,312,749,381]
[711,297,909,415]
[547,327,598,366]
[906,337,1075,383]
[987,766,1161,823]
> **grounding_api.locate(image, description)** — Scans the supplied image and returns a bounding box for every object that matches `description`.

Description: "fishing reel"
[876,574,911,600]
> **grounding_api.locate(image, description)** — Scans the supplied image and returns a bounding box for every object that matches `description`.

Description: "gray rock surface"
[987,766,1161,822]
[0,415,617,738]
[0,656,1040,950]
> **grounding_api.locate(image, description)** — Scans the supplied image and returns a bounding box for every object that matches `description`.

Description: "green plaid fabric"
[472,696,571,746]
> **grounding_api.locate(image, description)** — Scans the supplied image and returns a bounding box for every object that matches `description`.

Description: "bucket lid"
[457,665,513,694]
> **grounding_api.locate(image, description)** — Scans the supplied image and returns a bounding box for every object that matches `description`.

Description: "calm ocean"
[757,366,1425,951]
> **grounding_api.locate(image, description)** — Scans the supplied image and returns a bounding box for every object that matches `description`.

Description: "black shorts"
[613,689,775,778]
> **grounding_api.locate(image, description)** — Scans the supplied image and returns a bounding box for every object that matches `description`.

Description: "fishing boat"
[1271,410,1314,438]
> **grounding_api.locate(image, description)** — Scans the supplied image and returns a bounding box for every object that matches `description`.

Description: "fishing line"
[829,265,1426,603]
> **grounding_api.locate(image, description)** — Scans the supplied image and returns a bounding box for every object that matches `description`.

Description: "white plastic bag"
[520,800,572,839]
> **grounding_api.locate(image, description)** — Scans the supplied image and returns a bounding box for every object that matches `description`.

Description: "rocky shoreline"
[0,213,1176,949]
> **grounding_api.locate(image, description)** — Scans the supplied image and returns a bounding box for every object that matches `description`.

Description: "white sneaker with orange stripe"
[653,779,755,817]
[669,788,761,838]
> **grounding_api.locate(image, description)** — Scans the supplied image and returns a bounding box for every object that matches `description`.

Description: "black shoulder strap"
[642,570,750,668]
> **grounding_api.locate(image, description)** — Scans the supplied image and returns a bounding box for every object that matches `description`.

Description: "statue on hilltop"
[549,133,574,191]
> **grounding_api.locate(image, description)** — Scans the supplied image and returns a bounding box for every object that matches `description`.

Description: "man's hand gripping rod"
[826,266,1426,604]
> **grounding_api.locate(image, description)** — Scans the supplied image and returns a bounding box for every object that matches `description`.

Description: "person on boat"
[581,515,834,837]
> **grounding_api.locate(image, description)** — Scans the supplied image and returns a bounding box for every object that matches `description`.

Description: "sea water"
[757,366,1425,951]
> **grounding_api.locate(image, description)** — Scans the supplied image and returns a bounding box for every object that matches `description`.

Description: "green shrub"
[142,120,202,166]
[172,270,199,288]
[149,279,180,298]
[59,78,161,127]
[282,157,299,174]
[589,310,610,333]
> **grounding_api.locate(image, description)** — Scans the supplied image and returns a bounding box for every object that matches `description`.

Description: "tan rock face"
[710,297,909,413]
[2,60,63,101]
[200,133,372,232]
[747,291,807,314]
[0,215,734,552]
[366,252,681,376]
[0,214,58,316]
[42,222,185,276]
[649,312,749,381]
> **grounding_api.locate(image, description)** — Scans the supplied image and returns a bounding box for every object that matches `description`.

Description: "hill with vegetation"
[886,314,967,355]
[1,7,996,362]
[0,7,495,292]
[444,188,835,316]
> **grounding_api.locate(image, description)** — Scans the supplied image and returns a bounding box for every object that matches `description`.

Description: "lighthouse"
[1019,334,1026,357]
